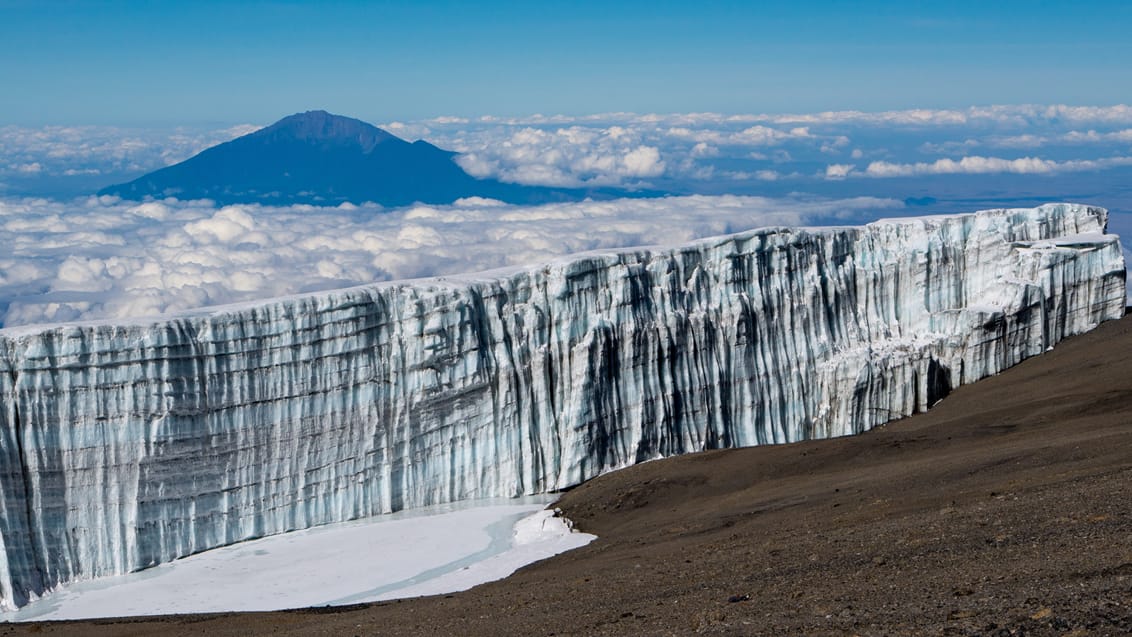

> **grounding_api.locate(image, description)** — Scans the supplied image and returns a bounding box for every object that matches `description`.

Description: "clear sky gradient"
[3,0,1132,125]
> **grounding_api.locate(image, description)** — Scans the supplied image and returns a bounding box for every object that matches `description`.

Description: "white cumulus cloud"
[0,194,901,328]
[859,155,1132,177]
[453,126,669,187]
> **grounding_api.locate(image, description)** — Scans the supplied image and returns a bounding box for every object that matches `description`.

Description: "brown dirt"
[5,316,1132,636]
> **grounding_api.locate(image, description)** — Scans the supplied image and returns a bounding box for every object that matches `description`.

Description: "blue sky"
[2,1,1132,125]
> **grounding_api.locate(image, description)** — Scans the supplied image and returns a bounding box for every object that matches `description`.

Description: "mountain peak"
[258,110,398,152]
[97,110,575,207]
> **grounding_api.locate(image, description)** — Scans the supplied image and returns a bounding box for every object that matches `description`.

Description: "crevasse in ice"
[0,203,1124,609]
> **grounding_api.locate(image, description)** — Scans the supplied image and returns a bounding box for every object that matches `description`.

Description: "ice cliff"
[0,203,1124,609]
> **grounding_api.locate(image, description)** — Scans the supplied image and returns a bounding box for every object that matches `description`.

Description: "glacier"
[0,203,1124,610]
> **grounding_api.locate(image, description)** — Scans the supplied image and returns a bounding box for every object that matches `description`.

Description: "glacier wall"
[0,203,1124,609]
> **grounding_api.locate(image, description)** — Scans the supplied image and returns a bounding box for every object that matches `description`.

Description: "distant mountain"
[98,110,596,207]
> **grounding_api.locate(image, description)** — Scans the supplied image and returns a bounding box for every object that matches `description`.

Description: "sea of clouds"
[3,103,1132,328]
[0,194,899,328]
[0,124,259,193]
[385,104,1132,188]
[6,104,1132,197]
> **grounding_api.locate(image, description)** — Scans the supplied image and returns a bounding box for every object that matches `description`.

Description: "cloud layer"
[827,155,1132,178]
[6,104,1132,197]
[5,104,1132,329]
[379,104,1132,188]
[0,194,899,328]
[0,124,260,194]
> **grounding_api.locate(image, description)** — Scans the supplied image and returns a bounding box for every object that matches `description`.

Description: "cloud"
[0,124,261,181]
[11,162,43,174]
[964,128,1132,150]
[403,112,856,188]
[769,108,972,127]
[621,146,665,177]
[664,125,813,146]
[1039,105,1132,125]
[857,155,1132,177]
[982,135,1042,149]
[453,126,668,187]
[824,164,855,179]
[1053,128,1132,144]
[0,194,900,328]
[417,106,1108,129]
[8,104,1132,200]
[752,104,1132,128]
[400,105,1132,189]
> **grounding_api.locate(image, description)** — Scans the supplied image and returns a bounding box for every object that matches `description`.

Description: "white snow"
[0,498,594,621]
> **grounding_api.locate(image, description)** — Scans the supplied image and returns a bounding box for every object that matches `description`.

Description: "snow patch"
[0,499,594,621]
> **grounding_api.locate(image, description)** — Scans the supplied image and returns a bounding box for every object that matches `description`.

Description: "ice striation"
[0,203,1124,609]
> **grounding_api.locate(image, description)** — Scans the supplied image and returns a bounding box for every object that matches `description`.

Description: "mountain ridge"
[98,110,603,207]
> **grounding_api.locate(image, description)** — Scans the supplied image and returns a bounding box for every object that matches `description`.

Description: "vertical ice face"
[0,203,1124,609]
